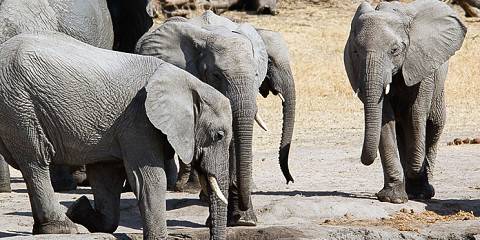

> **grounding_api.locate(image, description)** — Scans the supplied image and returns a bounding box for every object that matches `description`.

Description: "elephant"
[0,0,114,193]
[0,0,161,193]
[0,31,232,240]
[344,0,466,203]
[135,11,296,226]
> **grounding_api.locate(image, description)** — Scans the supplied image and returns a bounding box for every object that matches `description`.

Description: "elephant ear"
[256,29,291,96]
[135,20,210,77]
[402,0,467,86]
[344,2,375,92]
[144,63,199,164]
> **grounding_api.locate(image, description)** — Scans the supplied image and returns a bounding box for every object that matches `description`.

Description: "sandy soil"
[1,0,480,239]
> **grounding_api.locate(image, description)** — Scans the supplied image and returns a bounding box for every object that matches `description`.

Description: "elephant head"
[136,18,266,211]
[344,0,466,166]
[145,64,232,239]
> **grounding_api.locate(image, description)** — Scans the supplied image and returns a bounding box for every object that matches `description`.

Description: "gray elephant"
[0,31,231,240]
[0,0,162,193]
[0,0,114,193]
[344,0,466,203]
[136,11,296,226]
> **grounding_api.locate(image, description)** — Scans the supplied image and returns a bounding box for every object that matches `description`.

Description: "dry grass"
[159,1,480,149]
[321,208,476,232]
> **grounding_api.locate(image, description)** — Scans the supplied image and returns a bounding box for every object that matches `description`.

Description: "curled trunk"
[361,52,385,166]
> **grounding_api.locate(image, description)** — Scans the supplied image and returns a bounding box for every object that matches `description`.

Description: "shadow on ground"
[425,198,480,216]
[253,190,376,200]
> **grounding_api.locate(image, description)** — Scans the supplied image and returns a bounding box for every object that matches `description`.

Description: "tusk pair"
[278,93,285,102]
[385,84,391,95]
[199,175,228,205]
[255,112,269,132]
[353,88,359,98]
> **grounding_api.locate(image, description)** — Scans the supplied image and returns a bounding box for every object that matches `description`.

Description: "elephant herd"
[0,0,469,239]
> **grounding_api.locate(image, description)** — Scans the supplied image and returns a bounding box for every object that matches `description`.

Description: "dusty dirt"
[1,0,480,239]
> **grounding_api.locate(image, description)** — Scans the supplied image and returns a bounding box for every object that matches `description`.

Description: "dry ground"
[1,0,479,239]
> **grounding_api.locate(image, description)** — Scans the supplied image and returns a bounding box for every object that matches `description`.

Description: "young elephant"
[136,11,297,226]
[344,0,466,203]
[0,32,231,240]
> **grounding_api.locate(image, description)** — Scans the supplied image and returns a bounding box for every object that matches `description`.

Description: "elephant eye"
[390,43,404,56]
[213,130,224,142]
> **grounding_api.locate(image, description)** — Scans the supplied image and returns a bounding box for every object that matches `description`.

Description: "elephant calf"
[0,32,231,240]
[344,0,466,203]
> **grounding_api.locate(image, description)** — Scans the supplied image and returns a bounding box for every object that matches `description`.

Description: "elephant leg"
[402,79,436,200]
[0,155,11,193]
[165,155,178,191]
[174,160,201,193]
[425,92,446,181]
[71,165,89,187]
[6,138,77,233]
[123,147,167,239]
[50,164,77,192]
[67,162,124,233]
[376,101,407,203]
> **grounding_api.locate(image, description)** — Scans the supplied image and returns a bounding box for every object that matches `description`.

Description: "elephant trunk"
[277,64,296,184]
[361,52,385,166]
[207,175,228,240]
[232,108,254,211]
[0,156,11,192]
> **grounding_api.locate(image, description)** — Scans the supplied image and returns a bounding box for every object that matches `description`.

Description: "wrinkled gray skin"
[0,32,232,240]
[0,0,114,193]
[345,0,466,203]
[136,11,296,226]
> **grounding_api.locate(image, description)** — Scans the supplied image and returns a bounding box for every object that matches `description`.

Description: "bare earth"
[1,0,479,239]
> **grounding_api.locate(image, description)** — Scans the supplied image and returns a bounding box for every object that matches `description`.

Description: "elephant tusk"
[278,93,285,102]
[255,112,269,131]
[208,176,228,205]
[198,174,209,196]
[385,84,390,95]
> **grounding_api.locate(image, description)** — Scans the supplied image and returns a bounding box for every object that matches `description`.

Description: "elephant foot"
[227,207,257,226]
[376,182,408,204]
[405,175,435,200]
[66,196,97,232]
[32,218,78,234]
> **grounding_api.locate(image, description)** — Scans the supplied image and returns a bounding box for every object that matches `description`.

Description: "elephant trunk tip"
[360,149,377,166]
[279,143,294,184]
